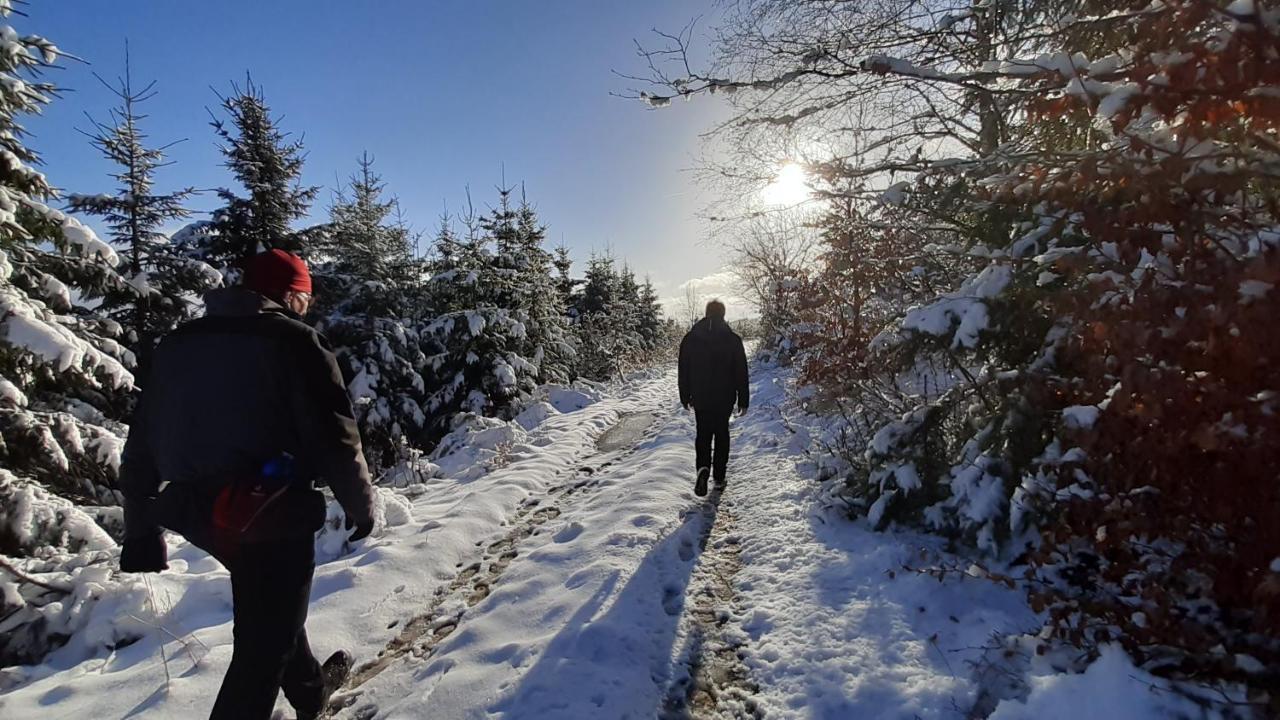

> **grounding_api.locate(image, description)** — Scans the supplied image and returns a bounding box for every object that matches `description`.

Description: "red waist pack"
[210,477,327,559]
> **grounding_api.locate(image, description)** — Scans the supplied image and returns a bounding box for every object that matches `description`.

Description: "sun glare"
[760,162,811,206]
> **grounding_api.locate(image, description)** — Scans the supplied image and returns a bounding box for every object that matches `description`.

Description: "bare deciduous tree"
[727,208,820,311]
[623,0,1070,224]
[680,281,702,328]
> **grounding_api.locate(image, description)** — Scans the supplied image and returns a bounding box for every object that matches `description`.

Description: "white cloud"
[661,269,757,324]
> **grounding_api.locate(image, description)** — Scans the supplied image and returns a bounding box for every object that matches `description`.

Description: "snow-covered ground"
[0,362,1205,719]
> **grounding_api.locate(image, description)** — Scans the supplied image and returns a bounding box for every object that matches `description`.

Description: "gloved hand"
[345,512,374,542]
[120,532,168,573]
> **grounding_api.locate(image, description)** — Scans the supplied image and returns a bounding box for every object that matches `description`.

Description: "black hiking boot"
[694,467,710,497]
[714,474,727,489]
[298,650,353,720]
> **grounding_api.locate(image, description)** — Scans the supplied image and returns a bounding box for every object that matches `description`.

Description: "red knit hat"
[242,249,311,301]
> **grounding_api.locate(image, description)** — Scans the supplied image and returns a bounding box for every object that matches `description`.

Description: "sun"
[760,162,811,206]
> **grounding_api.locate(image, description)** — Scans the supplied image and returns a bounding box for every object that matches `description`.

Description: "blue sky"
[22,1,737,305]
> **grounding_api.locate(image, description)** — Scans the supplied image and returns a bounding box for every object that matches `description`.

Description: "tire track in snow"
[325,411,663,718]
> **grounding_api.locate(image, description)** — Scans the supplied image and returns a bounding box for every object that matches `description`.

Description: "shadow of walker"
[491,486,726,719]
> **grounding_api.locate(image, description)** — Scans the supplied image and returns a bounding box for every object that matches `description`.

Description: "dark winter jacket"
[678,317,750,412]
[119,287,374,547]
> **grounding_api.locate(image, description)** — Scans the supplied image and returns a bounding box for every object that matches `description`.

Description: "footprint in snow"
[553,522,584,543]
[678,539,695,562]
[662,585,685,616]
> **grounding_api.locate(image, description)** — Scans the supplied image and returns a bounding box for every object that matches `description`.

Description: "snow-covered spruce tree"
[552,244,578,310]
[67,58,220,373]
[188,79,318,268]
[570,254,667,380]
[516,198,577,382]
[612,264,647,367]
[575,252,614,317]
[310,153,431,480]
[0,8,139,516]
[635,276,666,357]
[420,205,536,438]
[314,152,416,288]
[483,188,576,384]
[572,253,624,381]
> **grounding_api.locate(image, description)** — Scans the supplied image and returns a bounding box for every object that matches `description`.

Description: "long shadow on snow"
[491,490,721,719]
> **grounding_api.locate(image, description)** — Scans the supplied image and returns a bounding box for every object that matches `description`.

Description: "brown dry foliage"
[996,0,1280,696]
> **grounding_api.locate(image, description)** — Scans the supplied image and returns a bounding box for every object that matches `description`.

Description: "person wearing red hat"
[117,249,375,720]
[242,247,315,314]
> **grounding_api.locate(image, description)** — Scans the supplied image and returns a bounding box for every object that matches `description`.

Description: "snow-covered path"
[0,361,1039,720]
[319,363,1035,720]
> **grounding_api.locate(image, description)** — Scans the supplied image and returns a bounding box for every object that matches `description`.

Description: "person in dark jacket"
[117,249,376,720]
[678,299,749,497]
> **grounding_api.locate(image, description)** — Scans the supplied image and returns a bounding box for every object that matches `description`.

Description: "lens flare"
[760,162,811,206]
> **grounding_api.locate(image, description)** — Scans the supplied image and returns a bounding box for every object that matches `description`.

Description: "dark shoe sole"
[323,650,353,691]
[695,468,710,497]
[300,651,354,720]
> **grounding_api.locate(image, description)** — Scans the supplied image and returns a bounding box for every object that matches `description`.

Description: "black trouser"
[695,404,734,481]
[210,537,324,720]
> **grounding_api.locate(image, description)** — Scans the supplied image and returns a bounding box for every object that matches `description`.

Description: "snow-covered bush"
[0,471,134,669]
[0,549,146,669]
[0,471,115,557]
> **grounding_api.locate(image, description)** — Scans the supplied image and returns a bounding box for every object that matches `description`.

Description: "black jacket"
[120,287,374,543]
[678,317,749,411]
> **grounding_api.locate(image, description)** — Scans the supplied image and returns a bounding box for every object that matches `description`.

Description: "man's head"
[242,249,313,315]
[705,299,727,321]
